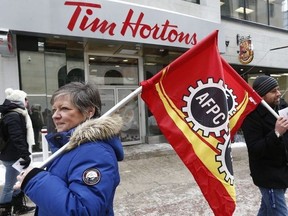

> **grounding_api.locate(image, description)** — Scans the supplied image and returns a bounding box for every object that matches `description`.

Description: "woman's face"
[51,95,86,132]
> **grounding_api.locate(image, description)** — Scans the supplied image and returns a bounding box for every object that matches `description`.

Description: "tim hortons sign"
[64,1,198,46]
[0,0,223,50]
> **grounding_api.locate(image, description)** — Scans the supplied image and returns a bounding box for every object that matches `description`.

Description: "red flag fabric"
[140,30,261,216]
[220,57,262,138]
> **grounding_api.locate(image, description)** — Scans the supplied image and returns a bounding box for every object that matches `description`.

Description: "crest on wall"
[238,35,254,65]
[0,29,14,57]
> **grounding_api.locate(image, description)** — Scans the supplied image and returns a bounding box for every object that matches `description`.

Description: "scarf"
[11,108,35,146]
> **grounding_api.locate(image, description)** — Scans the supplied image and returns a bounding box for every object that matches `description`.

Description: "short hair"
[50,82,101,118]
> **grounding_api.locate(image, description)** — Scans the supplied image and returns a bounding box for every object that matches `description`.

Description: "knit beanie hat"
[252,75,278,97]
[5,88,27,105]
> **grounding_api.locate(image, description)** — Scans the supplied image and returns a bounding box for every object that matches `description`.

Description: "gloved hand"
[20,156,31,169]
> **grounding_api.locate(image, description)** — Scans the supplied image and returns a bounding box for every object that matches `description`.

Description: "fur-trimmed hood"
[66,114,123,151]
[46,114,124,161]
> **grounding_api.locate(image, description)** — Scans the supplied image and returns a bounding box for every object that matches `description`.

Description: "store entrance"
[88,55,142,145]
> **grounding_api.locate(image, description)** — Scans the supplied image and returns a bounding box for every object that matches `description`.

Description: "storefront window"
[18,36,85,151]
[45,52,66,94]
[89,56,139,85]
[269,1,286,28]
[221,0,287,29]
[20,51,46,94]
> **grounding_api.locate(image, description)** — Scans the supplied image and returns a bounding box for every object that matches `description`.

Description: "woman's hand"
[13,166,34,190]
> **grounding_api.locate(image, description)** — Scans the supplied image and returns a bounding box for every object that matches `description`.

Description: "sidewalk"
[1,142,282,215]
[114,142,261,216]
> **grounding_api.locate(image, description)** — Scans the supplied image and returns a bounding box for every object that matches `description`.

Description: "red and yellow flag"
[140,30,261,216]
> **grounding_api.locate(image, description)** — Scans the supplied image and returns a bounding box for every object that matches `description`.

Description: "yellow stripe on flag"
[229,91,249,131]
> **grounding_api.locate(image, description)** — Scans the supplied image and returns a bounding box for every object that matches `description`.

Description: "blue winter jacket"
[21,115,124,216]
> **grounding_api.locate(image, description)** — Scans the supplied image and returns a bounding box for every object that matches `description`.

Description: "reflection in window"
[104,70,123,85]
[118,97,140,142]
[67,68,84,83]
[58,66,68,88]
[58,67,84,88]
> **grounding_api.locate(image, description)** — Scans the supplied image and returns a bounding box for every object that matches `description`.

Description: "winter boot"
[0,203,12,216]
[11,192,35,215]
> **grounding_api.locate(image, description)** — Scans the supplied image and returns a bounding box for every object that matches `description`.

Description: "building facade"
[0,0,288,149]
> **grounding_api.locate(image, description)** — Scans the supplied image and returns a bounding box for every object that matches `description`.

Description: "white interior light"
[235,7,254,14]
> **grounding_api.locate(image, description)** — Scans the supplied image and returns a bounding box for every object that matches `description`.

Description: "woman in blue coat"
[14,82,124,216]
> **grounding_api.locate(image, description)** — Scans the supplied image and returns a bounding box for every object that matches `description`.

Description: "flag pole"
[37,89,280,168]
[38,86,143,168]
[261,100,279,119]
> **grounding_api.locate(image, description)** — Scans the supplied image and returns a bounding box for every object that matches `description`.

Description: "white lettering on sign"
[196,92,225,125]
[65,1,197,46]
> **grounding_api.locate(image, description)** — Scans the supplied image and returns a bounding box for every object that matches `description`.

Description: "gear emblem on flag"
[182,78,229,137]
[225,84,238,117]
[216,134,234,185]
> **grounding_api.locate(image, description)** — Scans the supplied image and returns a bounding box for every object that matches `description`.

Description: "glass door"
[117,88,140,143]
[88,55,142,145]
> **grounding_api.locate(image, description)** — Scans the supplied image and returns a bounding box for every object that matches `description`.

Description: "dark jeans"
[258,187,288,216]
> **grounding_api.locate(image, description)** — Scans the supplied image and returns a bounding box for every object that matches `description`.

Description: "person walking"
[30,104,43,152]
[0,88,35,215]
[241,75,288,216]
[14,82,124,215]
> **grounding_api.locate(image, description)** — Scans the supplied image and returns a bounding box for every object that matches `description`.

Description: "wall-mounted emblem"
[237,35,254,65]
[0,29,14,57]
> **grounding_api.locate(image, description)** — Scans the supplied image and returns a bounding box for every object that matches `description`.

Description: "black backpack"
[0,112,17,152]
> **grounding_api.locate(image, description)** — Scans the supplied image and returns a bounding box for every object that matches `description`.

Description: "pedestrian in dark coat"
[0,88,35,215]
[242,75,288,215]
[30,104,43,151]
